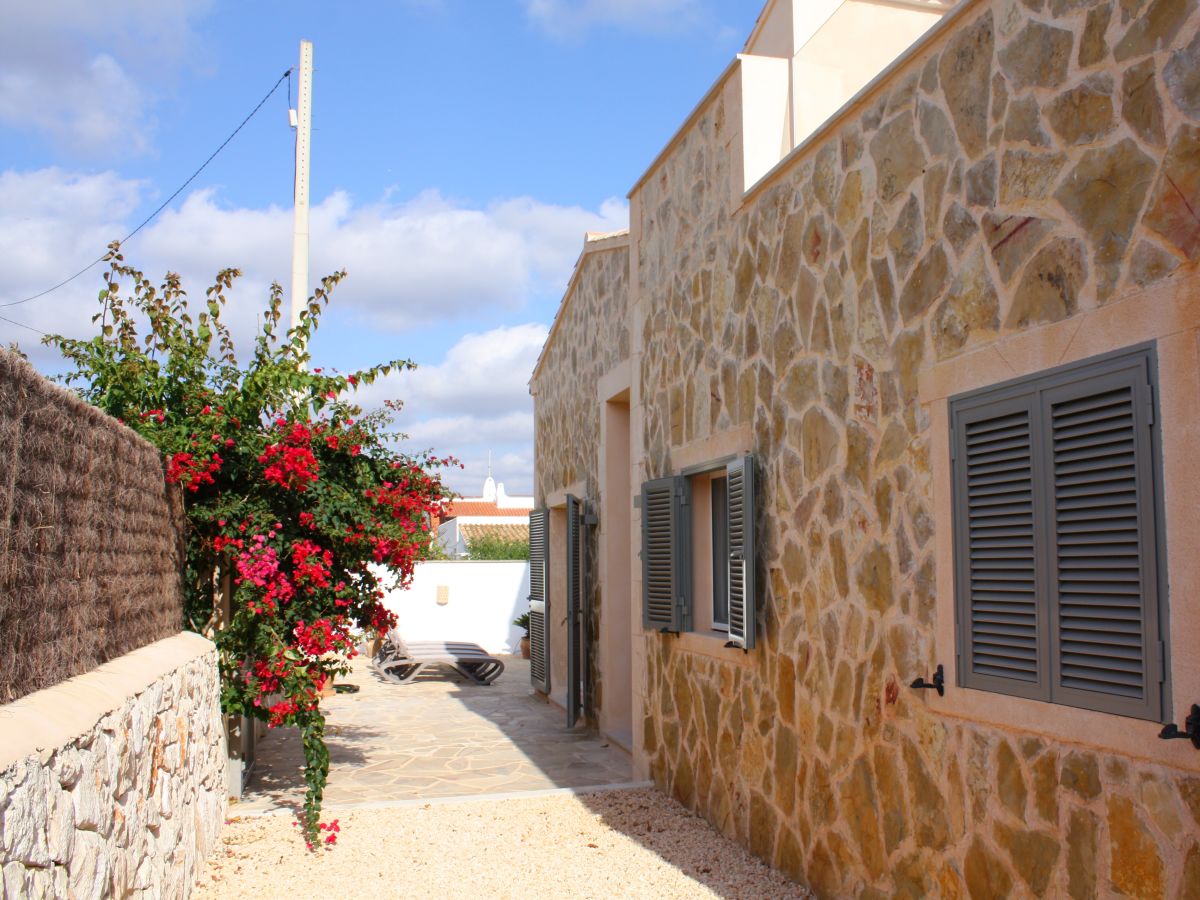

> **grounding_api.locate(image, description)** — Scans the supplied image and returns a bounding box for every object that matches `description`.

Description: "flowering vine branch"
[46,243,456,849]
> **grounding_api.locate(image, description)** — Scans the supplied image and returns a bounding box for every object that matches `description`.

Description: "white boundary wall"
[381,561,531,654]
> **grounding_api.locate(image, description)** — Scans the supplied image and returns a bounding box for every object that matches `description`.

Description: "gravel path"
[194,787,811,899]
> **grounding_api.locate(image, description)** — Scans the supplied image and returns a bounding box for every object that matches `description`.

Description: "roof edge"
[530,231,631,386]
[627,59,740,200]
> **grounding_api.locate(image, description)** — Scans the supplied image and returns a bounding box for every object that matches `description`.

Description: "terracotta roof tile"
[460,523,530,543]
[444,501,530,518]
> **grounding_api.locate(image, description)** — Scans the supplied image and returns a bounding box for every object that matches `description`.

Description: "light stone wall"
[535,0,1200,895]
[0,632,226,899]
[533,237,631,720]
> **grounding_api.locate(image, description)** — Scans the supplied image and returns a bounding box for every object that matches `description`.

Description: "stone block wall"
[0,632,226,899]
[535,0,1200,895]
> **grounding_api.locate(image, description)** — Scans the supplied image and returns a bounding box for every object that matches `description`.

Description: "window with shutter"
[950,345,1167,721]
[641,476,690,632]
[528,508,551,694]
[725,455,757,650]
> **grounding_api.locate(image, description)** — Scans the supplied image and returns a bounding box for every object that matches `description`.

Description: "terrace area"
[197,657,811,898]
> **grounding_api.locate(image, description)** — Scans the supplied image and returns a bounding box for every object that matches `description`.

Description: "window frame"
[948,343,1170,722]
[710,474,730,632]
[641,453,757,649]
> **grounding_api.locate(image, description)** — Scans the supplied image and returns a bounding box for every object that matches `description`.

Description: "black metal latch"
[1159,704,1200,750]
[910,664,945,697]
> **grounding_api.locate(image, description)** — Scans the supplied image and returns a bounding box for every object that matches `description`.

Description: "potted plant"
[513,612,531,659]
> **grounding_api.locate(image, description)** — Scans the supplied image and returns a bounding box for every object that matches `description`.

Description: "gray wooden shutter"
[1043,359,1164,720]
[952,394,1049,700]
[566,494,582,727]
[725,455,757,650]
[528,508,551,693]
[951,345,1166,721]
[641,476,690,632]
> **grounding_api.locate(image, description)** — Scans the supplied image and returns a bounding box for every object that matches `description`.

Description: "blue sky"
[0,0,752,495]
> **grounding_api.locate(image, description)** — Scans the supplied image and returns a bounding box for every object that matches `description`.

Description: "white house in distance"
[437,471,534,557]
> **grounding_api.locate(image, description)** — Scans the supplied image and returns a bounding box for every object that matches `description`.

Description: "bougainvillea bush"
[47,245,454,848]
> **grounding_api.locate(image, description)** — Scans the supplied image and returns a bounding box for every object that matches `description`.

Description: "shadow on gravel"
[240,724,379,812]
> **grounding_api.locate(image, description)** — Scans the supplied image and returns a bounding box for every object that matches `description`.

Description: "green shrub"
[466,533,529,560]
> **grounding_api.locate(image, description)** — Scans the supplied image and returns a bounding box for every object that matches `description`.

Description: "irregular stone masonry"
[0,638,226,899]
[534,0,1200,895]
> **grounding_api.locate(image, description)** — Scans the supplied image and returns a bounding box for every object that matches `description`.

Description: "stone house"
[529,0,1200,896]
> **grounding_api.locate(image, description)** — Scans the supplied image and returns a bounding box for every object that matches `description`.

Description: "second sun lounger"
[374,633,505,685]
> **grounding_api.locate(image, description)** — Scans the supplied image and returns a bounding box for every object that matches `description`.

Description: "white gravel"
[194,787,811,899]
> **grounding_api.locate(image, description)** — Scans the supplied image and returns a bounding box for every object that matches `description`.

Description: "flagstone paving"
[232,654,635,814]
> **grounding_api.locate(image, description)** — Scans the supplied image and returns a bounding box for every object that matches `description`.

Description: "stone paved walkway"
[232,655,634,814]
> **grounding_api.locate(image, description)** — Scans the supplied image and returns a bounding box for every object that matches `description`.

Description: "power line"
[0,313,46,336]
[1,67,293,312]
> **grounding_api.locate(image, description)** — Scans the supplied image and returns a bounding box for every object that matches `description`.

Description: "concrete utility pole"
[290,39,313,332]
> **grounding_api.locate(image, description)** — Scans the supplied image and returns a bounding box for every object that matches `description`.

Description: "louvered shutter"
[725,456,757,650]
[951,345,1166,721]
[1043,359,1163,720]
[641,476,690,632]
[566,495,583,727]
[528,508,551,693]
[952,394,1049,700]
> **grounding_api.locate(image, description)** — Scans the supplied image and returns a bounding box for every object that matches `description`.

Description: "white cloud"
[0,168,591,498]
[0,0,211,157]
[523,0,709,37]
[400,323,548,418]
[0,167,625,362]
[135,186,627,331]
[358,324,548,496]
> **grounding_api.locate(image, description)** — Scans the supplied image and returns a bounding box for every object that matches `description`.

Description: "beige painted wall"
[600,393,634,748]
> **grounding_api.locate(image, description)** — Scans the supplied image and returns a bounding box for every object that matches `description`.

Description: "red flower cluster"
[267,699,300,727]
[166,451,223,492]
[259,420,319,491]
[292,540,333,589]
[234,536,295,615]
[293,616,355,657]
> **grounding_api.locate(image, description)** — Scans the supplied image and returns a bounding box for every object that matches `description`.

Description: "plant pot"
[519,636,530,659]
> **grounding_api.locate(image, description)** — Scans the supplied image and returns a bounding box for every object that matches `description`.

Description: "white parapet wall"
[0,631,227,899]
[380,561,531,654]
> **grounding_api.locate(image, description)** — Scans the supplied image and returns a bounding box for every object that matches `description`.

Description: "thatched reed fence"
[0,350,184,703]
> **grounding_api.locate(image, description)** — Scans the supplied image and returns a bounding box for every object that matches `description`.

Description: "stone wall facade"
[534,0,1200,895]
[0,633,226,899]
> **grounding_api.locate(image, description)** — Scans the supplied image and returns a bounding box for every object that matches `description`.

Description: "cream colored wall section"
[740,0,948,191]
[740,54,794,189]
[791,2,946,143]
[0,632,226,898]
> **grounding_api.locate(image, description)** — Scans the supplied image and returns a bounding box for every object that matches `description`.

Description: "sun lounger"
[373,631,505,685]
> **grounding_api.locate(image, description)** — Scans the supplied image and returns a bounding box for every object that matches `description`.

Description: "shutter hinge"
[950,439,956,462]
[1159,641,1168,683]
[1146,385,1155,426]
